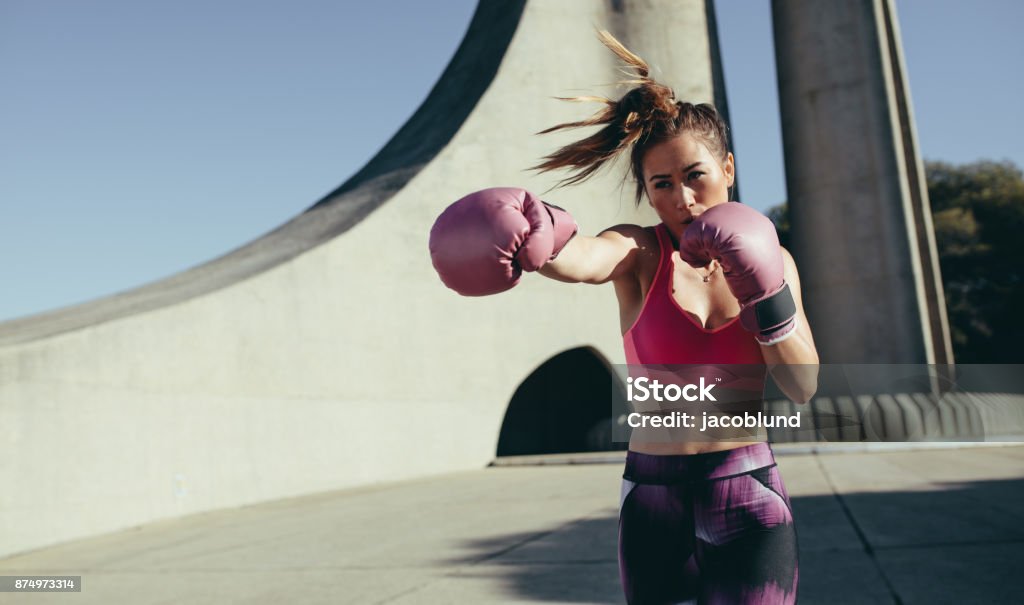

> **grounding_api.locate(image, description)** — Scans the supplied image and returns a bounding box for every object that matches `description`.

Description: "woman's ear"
[724,152,736,188]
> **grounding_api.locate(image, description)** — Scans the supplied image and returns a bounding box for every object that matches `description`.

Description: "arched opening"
[496,346,629,457]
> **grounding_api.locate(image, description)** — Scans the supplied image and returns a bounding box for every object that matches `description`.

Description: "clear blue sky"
[1,0,1021,322]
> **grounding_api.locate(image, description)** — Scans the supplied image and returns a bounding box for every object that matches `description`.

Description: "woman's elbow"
[775,365,818,405]
[791,387,817,405]
[792,371,819,405]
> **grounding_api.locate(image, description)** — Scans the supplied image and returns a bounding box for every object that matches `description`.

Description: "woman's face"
[642,132,735,239]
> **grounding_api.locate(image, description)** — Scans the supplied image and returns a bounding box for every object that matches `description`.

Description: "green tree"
[765,159,1024,362]
[927,160,1024,362]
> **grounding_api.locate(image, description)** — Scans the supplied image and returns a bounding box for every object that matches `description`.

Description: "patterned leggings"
[618,443,799,604]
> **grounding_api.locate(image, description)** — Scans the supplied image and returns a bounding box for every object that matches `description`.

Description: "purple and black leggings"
[618,443,799,604]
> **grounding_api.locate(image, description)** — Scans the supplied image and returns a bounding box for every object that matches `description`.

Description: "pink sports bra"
[623,224,765,366]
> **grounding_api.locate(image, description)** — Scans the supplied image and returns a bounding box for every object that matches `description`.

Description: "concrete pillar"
[772,0,953,363]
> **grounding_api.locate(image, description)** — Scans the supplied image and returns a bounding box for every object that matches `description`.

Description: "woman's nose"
[675,187,695,210]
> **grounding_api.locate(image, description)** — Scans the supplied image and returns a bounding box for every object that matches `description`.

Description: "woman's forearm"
[761,329,819,404]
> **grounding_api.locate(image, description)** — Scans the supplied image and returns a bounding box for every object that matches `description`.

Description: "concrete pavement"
[2,443,1022,604]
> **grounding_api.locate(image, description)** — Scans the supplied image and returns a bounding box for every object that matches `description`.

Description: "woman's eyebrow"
[648,162,702,182]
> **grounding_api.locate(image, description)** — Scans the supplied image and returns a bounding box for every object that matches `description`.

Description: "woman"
[430,31,818,605]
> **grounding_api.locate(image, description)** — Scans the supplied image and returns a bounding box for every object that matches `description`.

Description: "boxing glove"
[679,202,797,344]
[429,187,578,296]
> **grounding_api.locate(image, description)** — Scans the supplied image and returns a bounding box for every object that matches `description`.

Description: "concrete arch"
[0,0,528,347]
[496,346,628,457]
[0,0,723,558]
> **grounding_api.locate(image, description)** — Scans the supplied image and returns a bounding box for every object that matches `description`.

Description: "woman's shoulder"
[595,224,662,283]
[596,223,660,250]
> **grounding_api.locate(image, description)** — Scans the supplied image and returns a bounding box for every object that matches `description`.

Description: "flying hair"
[532,30,730,206]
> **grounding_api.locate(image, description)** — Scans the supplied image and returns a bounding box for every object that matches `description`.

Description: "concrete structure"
[4,0,1012,569]
[773,0,953,364]
[0,0,728,558]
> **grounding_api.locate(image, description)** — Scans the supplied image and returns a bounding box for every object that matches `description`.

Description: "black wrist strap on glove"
[754,283,797,330]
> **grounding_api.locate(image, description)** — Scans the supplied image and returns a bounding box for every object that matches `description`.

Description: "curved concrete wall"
[0,0,722,557]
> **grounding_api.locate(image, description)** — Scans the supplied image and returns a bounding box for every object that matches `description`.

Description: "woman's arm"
[539,224,649,285]
[761,247,820,403]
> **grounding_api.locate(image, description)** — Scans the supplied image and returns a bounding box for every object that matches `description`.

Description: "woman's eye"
[688,171,704,181]
[654,181,671,189]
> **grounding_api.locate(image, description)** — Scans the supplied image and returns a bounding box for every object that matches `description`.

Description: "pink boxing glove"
[428,187,578,296]
[679,202,797,345]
